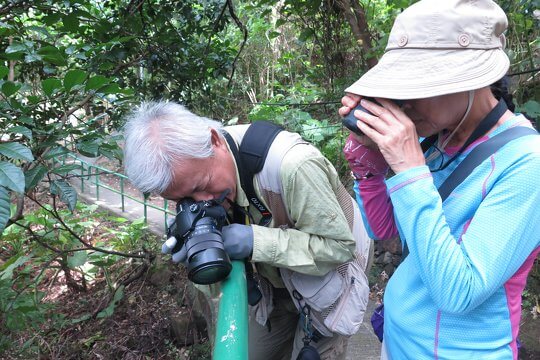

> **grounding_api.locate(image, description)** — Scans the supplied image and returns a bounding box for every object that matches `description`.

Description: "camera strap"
[224,121,283,227]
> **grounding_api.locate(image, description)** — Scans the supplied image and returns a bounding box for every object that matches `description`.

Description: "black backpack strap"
[224,121,283,226]
[438,126,537,201]
[401,125,538,260]
[240,121,283,174]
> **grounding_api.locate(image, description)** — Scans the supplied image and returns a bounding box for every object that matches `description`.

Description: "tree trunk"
[335,0,378,69]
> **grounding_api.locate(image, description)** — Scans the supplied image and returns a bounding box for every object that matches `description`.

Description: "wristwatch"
[352,171,374,181]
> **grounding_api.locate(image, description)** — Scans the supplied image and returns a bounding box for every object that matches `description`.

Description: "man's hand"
[162,236,188,265]
[221,224,254,259]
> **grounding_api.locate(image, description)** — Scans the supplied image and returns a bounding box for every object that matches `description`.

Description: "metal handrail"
[55,153,248,360]
[214,261,249,359]
[56,153,175,229]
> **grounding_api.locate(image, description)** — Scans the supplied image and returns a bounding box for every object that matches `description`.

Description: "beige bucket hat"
[345,0,510,100]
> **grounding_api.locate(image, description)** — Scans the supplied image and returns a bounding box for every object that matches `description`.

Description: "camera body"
[167,198,232,285]
[342,97,403,135]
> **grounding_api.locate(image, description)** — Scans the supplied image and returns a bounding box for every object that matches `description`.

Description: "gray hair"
[122,101,224,194]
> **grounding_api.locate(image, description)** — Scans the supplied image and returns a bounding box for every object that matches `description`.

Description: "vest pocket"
[290,270,345,312]
[323,260,369,335]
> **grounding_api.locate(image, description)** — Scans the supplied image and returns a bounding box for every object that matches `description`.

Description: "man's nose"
[192,192,214,202]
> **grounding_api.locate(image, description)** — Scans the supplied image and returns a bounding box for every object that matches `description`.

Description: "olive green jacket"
[226,125,356,288]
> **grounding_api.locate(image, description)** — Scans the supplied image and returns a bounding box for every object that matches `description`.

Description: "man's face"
[160,130,237,207]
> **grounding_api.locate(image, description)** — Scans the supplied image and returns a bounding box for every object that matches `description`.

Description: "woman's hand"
[339,93,377,148]
[354,98,425,174]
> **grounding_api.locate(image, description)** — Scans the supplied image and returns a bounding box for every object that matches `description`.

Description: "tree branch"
[335,0,378,69]
[30,193,147,260]
[226,0,248,88]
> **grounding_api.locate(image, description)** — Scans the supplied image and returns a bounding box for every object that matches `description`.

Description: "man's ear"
[210,128,225,149]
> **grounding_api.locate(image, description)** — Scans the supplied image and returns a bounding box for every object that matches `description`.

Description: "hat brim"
[345,48,510,100]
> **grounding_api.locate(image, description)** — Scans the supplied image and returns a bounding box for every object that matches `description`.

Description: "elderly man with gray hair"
[123,102,372,359]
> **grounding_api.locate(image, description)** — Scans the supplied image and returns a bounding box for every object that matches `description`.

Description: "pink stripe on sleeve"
[504,247,540,359]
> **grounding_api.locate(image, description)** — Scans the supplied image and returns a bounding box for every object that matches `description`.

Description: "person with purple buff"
[340,0,539,359]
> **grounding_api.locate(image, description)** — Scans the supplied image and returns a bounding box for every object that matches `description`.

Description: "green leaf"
[26,25,51,38]
[50,180,77,211]
[0,254,31,280]
[389,0,410,8]
[68,251,87,268]
[6,126,32,140]
[0,66,8,79]
[71,313,91,324]
[62,13,80,32]
[41,78,63,96]
[100,83,121,94]
[298,28,314,42]
[37,46,67,66]
[85,75,109,91]
[27,96,40,105]
[0,186,10,234]
[42,13,62,26]
[5,42,27,54]
[25,165,48,191]
[52,163,82,175]
[275,19,286,27]
[89,257,117,267]
[64,69,86,92]
[43,146,70,159]
[24,52,42,63]
[1,81,21,97]
[77,141,99,157]
[0,161,25,193]
[97,285,124,318]
[0,142,34,161]
[268,31,281,39]
[519,100,540,118]
[106,216,129,223]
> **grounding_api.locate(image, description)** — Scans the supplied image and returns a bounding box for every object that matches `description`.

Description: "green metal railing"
[56,153,248,359]
[56,153,175,229]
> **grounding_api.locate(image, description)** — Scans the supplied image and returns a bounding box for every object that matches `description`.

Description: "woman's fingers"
[342,93,361,107]
[356,99,395,134]
[339,105,352,117]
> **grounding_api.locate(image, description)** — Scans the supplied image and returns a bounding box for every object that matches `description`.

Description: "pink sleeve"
[356,175,399,240]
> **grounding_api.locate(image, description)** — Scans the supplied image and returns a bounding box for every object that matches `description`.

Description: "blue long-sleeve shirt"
[353,115,540,359]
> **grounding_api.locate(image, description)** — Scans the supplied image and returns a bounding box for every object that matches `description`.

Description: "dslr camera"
[342,97,403,135]
[167,198,232,285]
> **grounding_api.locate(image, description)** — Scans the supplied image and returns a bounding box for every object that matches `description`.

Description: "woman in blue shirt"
[341,0,539,359]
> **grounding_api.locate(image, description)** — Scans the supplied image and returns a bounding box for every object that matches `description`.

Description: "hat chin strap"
[426,90,475,163]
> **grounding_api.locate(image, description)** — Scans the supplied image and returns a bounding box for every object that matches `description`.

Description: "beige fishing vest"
[226,124,372,337]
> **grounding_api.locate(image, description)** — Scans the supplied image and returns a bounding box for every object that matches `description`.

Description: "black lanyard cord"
[428,99,508,172]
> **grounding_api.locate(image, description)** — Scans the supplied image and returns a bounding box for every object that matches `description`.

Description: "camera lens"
[184,217,232,284]
[188,247,232,285]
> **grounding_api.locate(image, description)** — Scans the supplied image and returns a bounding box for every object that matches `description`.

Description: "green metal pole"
[120,178,125,212]
[80,160,85,192]
[213,261,248,360]
[164,199,169,230]
[143,192,149,224]
[94,166,99,200]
